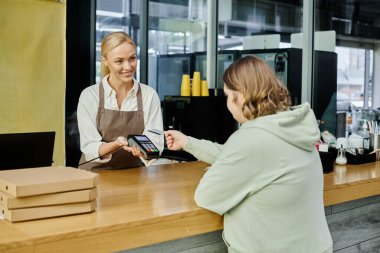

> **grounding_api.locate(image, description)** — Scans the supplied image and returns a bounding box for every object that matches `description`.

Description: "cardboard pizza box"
[0,200,97,222]
[0,188,97,209]
[0,167,99,197]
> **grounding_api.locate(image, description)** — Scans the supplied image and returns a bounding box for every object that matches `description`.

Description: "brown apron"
[78,82,144,170]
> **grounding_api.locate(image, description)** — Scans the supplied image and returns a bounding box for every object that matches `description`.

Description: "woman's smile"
[120,71,133,78]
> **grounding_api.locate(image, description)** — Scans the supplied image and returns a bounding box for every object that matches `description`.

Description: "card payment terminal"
[127,135,160,159]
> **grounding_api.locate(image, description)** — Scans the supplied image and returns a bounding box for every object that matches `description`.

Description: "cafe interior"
[1,0,380,252]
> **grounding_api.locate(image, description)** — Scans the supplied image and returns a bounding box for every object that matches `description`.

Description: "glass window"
[218,0,303,50]
[95,1,379,128]
[336,47,367,109]
[315,0,378,136]
[217,0,303,96]
[96,0,140,83]
[96,0,208,100]
[148,0,208,100]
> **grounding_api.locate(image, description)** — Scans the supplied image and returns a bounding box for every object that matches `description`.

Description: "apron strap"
[96,82,105,130]
[98,82,105,109]
[136,83,144,116]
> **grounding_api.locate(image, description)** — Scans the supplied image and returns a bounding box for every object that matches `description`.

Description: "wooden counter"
[323,161,380,206]
[1,161,380,253]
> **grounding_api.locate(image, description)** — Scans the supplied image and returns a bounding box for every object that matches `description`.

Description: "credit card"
[148,129,164,135]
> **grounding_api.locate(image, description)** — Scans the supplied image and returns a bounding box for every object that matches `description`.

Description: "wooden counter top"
[1,161,380,253]
[323,161,380,206]
[0,162,221,253]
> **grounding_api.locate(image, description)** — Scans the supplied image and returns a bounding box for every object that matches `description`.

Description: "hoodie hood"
[240,102,320,151]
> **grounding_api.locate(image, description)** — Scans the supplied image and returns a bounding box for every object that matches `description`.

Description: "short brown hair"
[100,32,136,77]
[223,55,291,120]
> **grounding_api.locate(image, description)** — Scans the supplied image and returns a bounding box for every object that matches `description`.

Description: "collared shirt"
[77,76,164,163]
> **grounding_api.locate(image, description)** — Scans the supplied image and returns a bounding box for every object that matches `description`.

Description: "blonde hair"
[223,55,291,120]
[100,32,136,77]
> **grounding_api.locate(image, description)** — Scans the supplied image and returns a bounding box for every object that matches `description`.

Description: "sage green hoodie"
[184,103,332,253]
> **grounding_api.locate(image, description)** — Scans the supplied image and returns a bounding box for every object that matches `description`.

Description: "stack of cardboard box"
[0,166,99,222]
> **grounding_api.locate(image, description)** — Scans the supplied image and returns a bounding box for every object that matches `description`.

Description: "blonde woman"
[77,32,164,170]
[165,56,332,253]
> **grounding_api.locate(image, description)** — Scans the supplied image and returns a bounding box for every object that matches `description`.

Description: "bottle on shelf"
[358,120,370,150]
[335,145,347,165]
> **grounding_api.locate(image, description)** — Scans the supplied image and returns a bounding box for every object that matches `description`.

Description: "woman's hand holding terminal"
[115,136,145,158]
[164,130,188,150]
